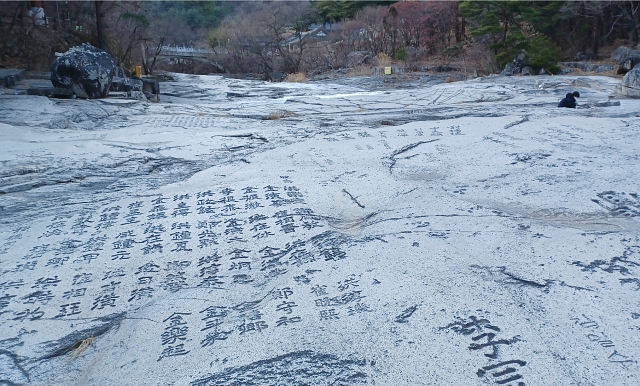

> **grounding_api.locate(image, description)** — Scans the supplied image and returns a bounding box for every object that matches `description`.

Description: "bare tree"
[354,6,387,56]
[210,2,312,79]
[620,1,640,47]
[100,1,149,70]
[392,1,457,55]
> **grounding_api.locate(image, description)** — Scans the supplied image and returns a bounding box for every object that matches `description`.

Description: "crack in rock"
[388,140,440,174]
[38,312,126,361]
[0,349,30,384]
[504,115,529,130]
[342,189,365,209]
[395,305,418,323]
[471,265,552,290]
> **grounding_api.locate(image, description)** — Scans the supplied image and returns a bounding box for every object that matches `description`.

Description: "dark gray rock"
[114,67,127,78]
[144,92,160,103]
[521,66,533,76]
[560,62,614,72]
[156,73,175,82]
[617,55,640,74]
[347,51,372,68]
[595,65,615,72]
[500,60,525,76]
[611,46,640,62]
[138,76,160,102]
[50,43,116,99]
[3,75,16,88]
[140,76,160,95]
[109,77,143,93]
[26,87,74,97]
[227,92,253,98]
[574,52,598,61]
[593,100,621,107]
[0,69,26,88]
[110,76,158,101]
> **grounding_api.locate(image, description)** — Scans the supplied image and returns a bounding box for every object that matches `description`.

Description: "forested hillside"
[1,1,639,78]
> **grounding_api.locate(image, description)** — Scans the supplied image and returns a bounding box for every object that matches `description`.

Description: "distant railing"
[159,46,215,58]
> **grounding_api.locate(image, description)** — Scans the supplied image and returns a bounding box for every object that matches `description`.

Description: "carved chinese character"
[91,293,119,310]
[276,301,298,314]
[162,273,188,293]
[13,307,45,321]
[135,262,160,274]
[128,287,155,302]
[62,288,86,300]
[319,309,340,320]
[271,287,294,300]
[32,276,61,289]
[55,302,81,317]
[72,273,93,285]
[22,290,54,304]
[229,261,251,270]
[237,320,268,334]
[310,285,328,296]
[276,316,302,327]
[248,214,268,223]
[347,303,372,315]
[157,344,190,361]
[476,360,526,385]
[338,276,359,292]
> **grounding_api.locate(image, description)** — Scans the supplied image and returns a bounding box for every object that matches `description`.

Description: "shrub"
[284,72,306,82]
[395,47,408,62]
[375,52,392,67]
[526,35,561,74]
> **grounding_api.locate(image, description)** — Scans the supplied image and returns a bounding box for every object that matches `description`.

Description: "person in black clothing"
[558,91,580,108]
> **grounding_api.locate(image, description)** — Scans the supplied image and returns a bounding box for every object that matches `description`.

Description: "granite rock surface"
[616,67,640,98]
[0,73,639,385]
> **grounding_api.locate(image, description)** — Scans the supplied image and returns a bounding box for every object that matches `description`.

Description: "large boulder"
[611,46,640,62]
[574,52,597,61]
[617,55,640,74]
[346,51,372,68]
[500,59,525,76]
[560,62,615,73]
[140,75,160,103]
[615,66,640,98]
[50,43,116,99]
[622,66,640,88]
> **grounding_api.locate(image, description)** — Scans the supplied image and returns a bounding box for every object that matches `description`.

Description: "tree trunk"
[592,16,602,57]
[140,42,148,75]
[95,1,107,52]
[631,1,640,47]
